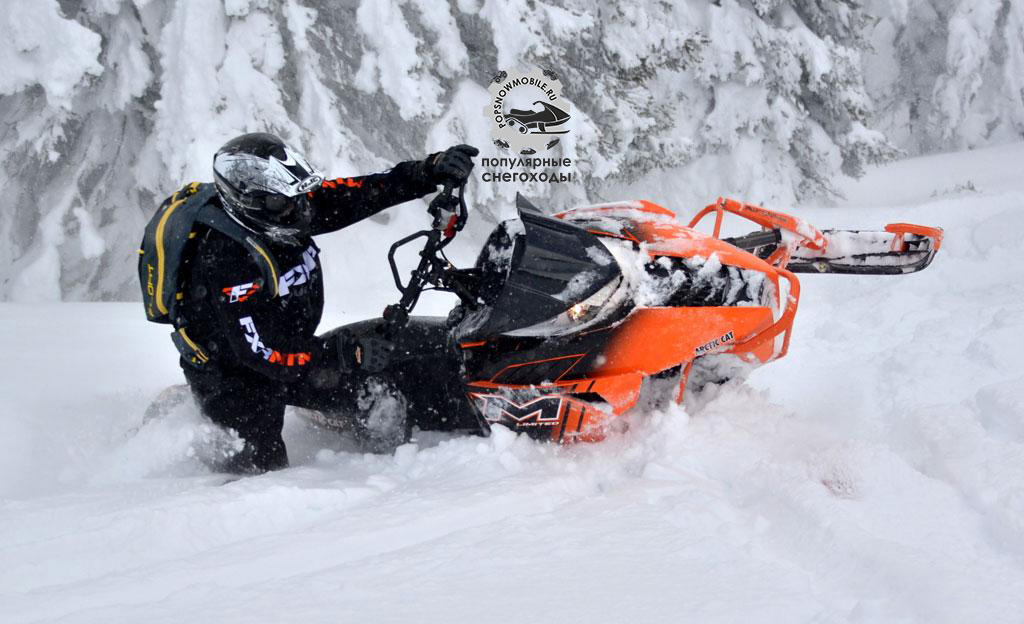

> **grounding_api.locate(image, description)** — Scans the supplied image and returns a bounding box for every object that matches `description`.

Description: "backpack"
[138,182,282,328]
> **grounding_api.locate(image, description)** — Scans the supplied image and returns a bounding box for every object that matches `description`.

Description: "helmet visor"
[249,193,313,228]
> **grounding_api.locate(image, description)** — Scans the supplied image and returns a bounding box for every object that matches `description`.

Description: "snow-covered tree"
[863,0,1024,153]
[2,0,1012,302]
[535,0,896,209]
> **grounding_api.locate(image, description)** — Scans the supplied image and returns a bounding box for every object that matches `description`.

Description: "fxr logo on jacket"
[278,245,318,297]
[221,245,318,304]
[222,282,260,303]
[238,316,311,367]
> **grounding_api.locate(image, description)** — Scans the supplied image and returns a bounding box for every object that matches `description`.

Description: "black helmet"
[212,132,324,246]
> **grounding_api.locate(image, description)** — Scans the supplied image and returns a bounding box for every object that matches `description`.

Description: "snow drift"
[1,142,1023,623]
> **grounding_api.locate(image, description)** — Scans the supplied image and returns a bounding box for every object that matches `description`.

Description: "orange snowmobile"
[312,185,943,445]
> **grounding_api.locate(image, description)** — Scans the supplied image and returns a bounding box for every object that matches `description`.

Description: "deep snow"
[2,143,1024,623]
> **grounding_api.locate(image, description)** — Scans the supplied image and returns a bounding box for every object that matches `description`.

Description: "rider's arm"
[307,159,438,235]
[193,234,333,382]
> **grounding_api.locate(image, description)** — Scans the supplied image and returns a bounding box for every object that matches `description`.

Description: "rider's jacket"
[177,161,438,382]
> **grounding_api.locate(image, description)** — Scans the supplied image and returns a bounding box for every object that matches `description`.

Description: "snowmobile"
[504,101,571,134]
[307,184,943,445]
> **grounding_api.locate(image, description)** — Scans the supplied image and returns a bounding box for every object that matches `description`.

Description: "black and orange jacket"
[177,160,438,382]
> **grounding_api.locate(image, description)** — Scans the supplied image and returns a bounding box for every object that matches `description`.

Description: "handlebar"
[381,182,472,337]
[428,181,468,237]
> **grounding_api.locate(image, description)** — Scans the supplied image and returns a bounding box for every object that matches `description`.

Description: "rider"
[174,132,477,473]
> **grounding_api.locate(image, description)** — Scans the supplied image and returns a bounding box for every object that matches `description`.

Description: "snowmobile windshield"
[468,197,621,336]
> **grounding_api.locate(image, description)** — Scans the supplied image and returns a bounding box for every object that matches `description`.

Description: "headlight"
[566,302,589,321]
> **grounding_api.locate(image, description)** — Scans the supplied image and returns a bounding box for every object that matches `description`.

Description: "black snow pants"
[181,359,374,473]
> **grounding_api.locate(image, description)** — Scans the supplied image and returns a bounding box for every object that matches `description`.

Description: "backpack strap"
[141,181,283,326]
[194,203,282,299]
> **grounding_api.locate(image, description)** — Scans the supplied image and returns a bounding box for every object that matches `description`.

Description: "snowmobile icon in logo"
[504,101,571,135]
[484,66,571,154]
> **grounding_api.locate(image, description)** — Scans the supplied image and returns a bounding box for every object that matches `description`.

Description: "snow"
[864,0,1024,154]
[555,270,600,302]
[0,0,102,109]
[354,0,445,119]
[71,208,107,260]
[3,143,1024,621]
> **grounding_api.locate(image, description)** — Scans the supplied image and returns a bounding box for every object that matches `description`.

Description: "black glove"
[337,331,395,374]
[427,144,479,185]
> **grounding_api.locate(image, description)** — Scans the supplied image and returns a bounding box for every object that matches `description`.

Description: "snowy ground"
[2,143,1024,623]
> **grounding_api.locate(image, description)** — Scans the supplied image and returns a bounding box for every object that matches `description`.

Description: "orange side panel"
[586,372,645,414]
[560,403,582,435]
[556,400,618,443]
[598,307,776,376]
